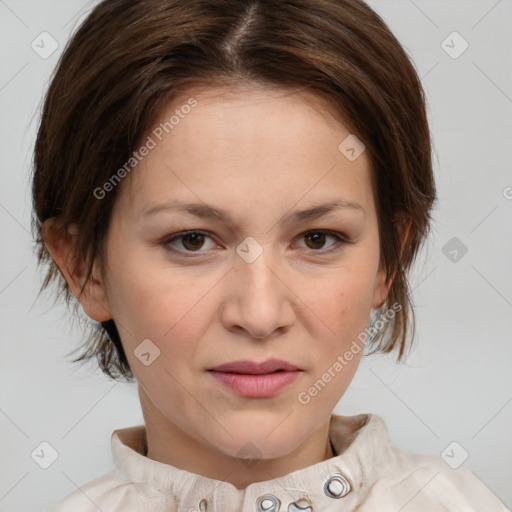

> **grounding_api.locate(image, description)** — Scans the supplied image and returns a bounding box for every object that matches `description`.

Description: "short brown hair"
[32,0,436,382]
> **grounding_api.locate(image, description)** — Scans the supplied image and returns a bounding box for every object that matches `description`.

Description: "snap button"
[288,497,313,511]
[198,498,208,511]
[256,494,281,512]
[323,473,351,499]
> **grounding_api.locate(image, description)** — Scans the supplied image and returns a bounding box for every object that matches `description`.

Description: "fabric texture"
[45,413,510,511]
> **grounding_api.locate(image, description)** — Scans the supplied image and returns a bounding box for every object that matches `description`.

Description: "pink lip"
[208,370,301,398]
[208,358,300,374]
[207,359,302,398]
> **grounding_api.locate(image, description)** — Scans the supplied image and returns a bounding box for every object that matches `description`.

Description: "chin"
[207,422,306,461]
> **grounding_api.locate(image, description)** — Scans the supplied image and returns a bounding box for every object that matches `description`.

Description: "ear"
[371,218,412,311]
[41,218,112,322]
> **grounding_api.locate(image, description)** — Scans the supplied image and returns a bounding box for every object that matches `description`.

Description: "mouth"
[207,358,301,375]
[207,359,303,397]
[220,369,287,374]
[208,370,302,398]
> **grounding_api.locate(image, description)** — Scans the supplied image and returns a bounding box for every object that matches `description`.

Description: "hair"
[32,0,436,382]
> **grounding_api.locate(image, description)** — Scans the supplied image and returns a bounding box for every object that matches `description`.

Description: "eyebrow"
[141,198,365,224]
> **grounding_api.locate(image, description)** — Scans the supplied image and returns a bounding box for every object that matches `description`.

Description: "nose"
[220,243,295,340]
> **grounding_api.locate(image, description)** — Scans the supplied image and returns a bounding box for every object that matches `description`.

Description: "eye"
[294,230,348,252]
[163,230,217,252]
[162,229,350,255]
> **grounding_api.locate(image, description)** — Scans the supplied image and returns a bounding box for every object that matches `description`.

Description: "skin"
[44,83,410,489]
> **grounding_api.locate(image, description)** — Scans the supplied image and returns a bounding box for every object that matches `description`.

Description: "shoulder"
[368,443,510,511]
[43,469,140,511]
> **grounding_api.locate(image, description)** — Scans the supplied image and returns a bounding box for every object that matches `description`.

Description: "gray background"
[1,0,511,510]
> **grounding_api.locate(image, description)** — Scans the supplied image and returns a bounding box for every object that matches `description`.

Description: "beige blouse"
[46,413,510,511]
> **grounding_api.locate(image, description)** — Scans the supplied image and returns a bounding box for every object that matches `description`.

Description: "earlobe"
[371,266,392,311]
[41,218,113,322]
[371,218,412,311]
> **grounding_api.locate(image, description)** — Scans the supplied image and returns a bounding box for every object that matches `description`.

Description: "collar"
[111,413,388,511]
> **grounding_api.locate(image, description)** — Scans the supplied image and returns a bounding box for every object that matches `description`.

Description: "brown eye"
[297,230,347,252]
[163,231,216,253]
[304,231,328,250]
[181,232,206,251]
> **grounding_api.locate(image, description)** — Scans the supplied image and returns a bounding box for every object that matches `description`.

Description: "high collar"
[111,413,388,511]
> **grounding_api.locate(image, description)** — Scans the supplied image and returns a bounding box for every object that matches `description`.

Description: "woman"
[33,0,508,510]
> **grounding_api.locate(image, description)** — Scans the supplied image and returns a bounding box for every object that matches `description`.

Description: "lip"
[207,359,302,398]
[208,358,300,374]
[208,370,301,398]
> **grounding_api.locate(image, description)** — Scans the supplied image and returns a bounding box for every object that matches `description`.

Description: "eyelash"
[161,229,352,256]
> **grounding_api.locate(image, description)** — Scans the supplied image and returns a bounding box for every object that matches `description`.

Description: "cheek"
[105,250,217,352]
[297,264,376,333]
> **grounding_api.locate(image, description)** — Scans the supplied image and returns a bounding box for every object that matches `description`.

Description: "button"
[198,498,208,511]
[323,473,351,499]
[288,498,313,511]
[256,494,281,512]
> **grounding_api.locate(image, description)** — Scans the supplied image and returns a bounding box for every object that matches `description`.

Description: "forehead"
[115,84,375,222]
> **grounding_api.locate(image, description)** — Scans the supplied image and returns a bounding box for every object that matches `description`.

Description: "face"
[77,85,392,461]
